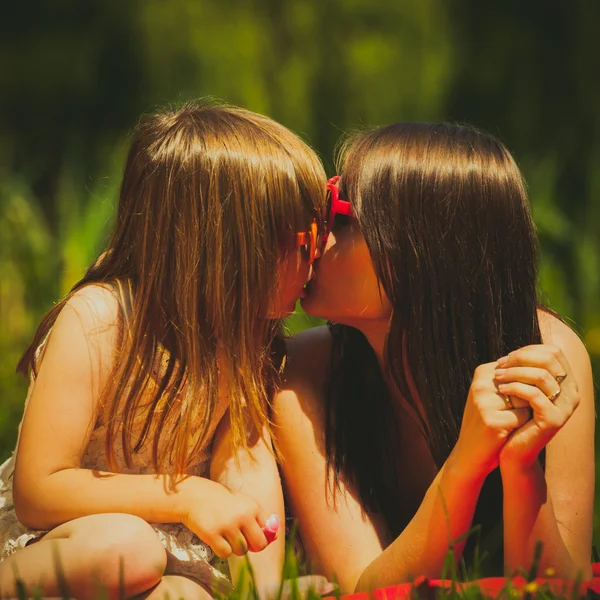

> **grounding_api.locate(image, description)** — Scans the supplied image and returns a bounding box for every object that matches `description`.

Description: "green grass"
[2,531,597,600]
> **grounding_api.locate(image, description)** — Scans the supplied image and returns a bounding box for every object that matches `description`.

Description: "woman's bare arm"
[501,313,594,579]
[273,327,489,592]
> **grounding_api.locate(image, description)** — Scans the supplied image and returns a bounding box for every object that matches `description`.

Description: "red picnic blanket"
[325,563,600,599]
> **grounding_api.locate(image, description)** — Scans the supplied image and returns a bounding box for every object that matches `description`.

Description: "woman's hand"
[180,478,272,558]
[452,362,532,479]
[494,344,580,469]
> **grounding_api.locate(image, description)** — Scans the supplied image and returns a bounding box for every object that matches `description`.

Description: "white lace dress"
[0,365,232,592]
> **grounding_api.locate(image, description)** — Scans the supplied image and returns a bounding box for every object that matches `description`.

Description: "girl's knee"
[80,514,167,595]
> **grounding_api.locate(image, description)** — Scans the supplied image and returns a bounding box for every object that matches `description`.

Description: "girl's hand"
[452,362,532,479]
[181,479,272,558]
[261,514,280,543]
[494,344,580,469]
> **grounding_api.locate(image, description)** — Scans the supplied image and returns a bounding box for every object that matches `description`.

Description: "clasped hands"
[455,344,579,476]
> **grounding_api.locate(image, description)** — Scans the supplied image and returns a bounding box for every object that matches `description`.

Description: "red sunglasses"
[323,176,352,244]
[295,218,319,265]
[294,176,352,264]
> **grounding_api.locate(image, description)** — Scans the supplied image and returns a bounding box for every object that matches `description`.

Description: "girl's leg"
[136,575,214,600]
[0,513,166,599]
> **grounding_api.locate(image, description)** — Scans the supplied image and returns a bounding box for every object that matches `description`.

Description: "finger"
[498,381,555,409]
[495,390,529,411]
[497,345,569,381]
[500,382,578,425]
[495,366,560,399]
[497,407,532,430]
[223,530,249,557]
[509,396,530,410]
[241,520,269,553]
[254,505,270,529]
[209,535,233,559]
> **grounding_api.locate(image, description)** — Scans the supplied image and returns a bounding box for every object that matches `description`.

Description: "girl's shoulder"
[56,283,122,336]
[40,283,125,369]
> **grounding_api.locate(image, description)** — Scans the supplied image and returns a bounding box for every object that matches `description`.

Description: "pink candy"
[261,514,280,543]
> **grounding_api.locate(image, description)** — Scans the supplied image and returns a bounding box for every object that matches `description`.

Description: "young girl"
[0,101,326,599]
[274,122,594,592]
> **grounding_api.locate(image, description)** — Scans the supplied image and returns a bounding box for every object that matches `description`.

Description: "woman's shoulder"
[536,308,592,389]
[275,325,334,419]
[283,325,334,385]
[537,308,589,357]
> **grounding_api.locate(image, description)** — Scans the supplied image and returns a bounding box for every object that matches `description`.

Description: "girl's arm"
[14,285,193,526]
[273,327,521,593]
[13,285,265,557]
[499,314,594,580]
[210,409,285,590]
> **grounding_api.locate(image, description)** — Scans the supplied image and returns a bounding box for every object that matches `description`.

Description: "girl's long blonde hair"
[18,101,326,475]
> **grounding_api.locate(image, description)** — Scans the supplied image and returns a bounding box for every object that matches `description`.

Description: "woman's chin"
[299,293,324,319]
[298,295,311,312]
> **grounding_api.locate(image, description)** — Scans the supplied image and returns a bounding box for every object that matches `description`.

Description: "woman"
[273,122,594,593]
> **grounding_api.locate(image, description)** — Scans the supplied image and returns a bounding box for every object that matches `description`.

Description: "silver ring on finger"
[547,388,561,402]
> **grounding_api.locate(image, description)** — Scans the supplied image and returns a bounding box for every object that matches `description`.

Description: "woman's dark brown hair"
[18,101,326,476]
[327,122,542,570]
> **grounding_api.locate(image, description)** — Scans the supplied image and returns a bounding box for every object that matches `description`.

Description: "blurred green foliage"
[1,0,598,542]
